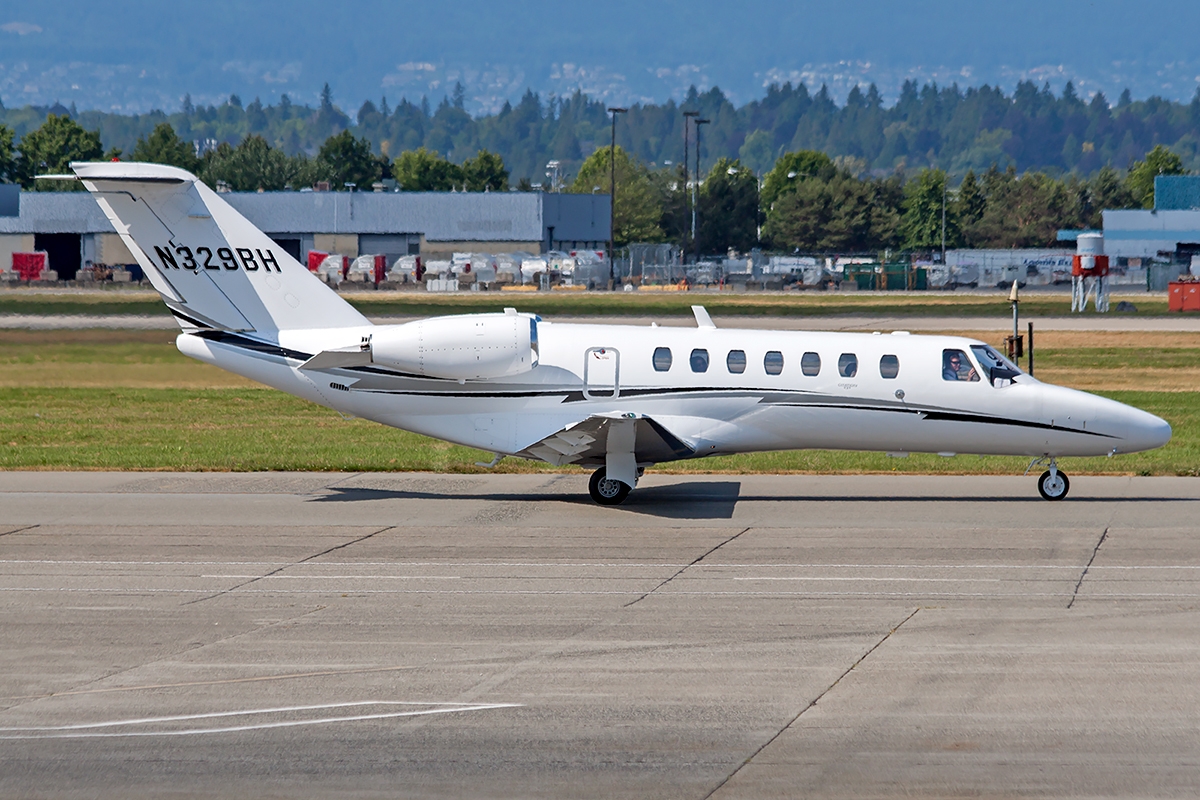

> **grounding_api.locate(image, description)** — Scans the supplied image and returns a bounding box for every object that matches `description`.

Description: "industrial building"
[1101,175,1200,261]
[0,187,610,280]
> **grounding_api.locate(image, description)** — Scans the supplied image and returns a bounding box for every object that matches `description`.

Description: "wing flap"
[516,414,695,467]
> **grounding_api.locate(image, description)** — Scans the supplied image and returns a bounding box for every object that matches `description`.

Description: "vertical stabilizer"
[73,161,368,334]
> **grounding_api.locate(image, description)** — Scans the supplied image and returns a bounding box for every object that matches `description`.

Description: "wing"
[516,413,695,467]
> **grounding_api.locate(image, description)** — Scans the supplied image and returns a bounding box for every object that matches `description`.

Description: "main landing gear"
[588,467,633,506]
[1029,457,1070,501]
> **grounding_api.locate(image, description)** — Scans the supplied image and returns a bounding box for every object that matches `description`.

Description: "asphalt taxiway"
[2,472,1199,798]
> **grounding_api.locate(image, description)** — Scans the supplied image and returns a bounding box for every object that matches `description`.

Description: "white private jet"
[72,162,1171,505]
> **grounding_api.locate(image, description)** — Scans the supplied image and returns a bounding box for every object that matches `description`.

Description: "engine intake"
[369,311,539,380]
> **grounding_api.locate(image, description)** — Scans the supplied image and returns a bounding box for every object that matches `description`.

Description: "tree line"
[5,79,1200,183]
[0,104,1186,255]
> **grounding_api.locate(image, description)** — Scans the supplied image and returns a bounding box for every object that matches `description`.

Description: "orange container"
[1169,282,1187,311]
[1186,283,1200,312]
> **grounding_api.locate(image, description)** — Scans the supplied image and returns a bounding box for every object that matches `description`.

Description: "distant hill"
[4,1,1200,113]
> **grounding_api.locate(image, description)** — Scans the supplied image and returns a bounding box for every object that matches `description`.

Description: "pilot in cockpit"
[943,350,978,382]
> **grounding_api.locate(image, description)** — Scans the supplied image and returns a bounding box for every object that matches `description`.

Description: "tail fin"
[73,161,368,334]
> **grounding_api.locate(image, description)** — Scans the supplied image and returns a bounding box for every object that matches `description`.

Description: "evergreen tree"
[317,129,380,189]
[968,171,1079,248]
[901,169,959,249]
[956,170,986,231]
[738,130,774,175]
[698,158,759,254]
[1083,165,1136,228]
[763,170,899,252]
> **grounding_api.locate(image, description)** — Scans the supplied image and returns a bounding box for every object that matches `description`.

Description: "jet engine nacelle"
[370,312,539,380]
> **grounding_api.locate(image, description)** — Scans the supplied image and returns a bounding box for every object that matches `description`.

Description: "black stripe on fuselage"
[196,330,311,361]
[169,309,215,329]
[772,402,1117,439]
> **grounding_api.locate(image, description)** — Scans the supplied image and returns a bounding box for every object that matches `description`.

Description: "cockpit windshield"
[970,344,1023,386]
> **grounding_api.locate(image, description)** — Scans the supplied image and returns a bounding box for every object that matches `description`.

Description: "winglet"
[692,305,715,328]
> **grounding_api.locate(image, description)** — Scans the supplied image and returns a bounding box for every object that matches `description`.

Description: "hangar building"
[0,187,610,280]
[1102,175,1200,260]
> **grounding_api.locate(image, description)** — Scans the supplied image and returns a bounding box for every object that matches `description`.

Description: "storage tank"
[1077,233,1104,271]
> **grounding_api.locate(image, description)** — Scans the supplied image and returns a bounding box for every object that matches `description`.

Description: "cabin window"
[764,351,784,375]
[801,352,821,376]
[838,353,858,378]
[726,350,747,374]
[690,348,710,373]
[942,349,980,382]
[652,347,673,372]
[879,354,900,379]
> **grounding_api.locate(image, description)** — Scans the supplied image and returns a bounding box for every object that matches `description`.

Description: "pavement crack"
[183,525,396,605]
[0,524,38,538]
[703,607,920,800]
[1068,526,1109,609]
[0,605,331,716]
[624,527,751,608]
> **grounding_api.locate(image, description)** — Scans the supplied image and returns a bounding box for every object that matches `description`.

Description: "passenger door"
[583,347,620,399]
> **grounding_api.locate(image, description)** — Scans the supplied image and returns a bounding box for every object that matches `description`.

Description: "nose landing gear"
[1028,457,1070,500]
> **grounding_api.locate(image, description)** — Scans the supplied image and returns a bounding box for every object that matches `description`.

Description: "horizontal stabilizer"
[299,346,374,371]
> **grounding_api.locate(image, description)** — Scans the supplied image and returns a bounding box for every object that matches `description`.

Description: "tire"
[1037,469,1070,501]
[589,467,632,506]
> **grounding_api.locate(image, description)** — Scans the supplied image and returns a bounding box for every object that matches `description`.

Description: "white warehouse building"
[0,186,610,280]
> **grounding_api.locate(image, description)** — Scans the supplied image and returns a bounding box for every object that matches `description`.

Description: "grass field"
[0,287,1172,318]
[0,329,1195,475]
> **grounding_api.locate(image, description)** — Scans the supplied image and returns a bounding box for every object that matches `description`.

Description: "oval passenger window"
[726,350,747,374]
[838,353,858,378]
[652,347,672,372]
[690,348,709,373]
[764,351,784,375]
[879,354,900,379]
[801,352,821,376]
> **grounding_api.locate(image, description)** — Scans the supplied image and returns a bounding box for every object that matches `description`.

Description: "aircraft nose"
[1127,409,1172,453]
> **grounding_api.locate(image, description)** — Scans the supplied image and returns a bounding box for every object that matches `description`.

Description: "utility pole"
[682,111,699,263]
[607,106,627,288]
[694,118,710,265]
[941,178,947,265]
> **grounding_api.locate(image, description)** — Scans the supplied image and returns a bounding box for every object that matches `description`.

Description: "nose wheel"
[1037,467,1070,501]
[589,467,632,506]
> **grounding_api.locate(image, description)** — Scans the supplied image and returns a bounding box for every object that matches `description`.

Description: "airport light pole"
[607,107,627,287]
[693,118,710,265]
[941,178,947,265]
[682,111,699,262]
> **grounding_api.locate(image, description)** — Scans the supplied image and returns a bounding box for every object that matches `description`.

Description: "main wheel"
[589,467,631,506]
[1037,469,1070,501]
